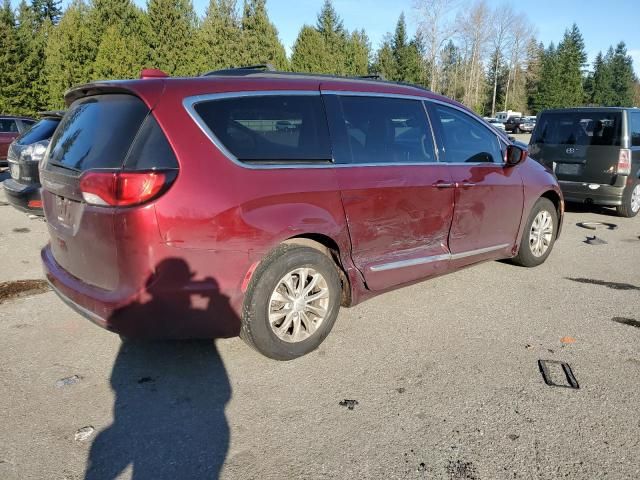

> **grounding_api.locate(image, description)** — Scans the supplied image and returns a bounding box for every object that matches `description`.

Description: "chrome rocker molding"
[369,243,511,272]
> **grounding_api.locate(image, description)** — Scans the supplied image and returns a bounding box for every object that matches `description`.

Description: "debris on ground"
[417,462,427,472]
[560,336,576,344]
[538,359,580,389]
[74,426,95,442]
[507,434,520,441]
[576,221,618,230]
[55,375,82,388]
[396,387,406,393]
[339,399,359,410]
[585,235,607,245]
[565,277,640,291]
[0,280,50,305]
[12,227,30,233]
[446,460,478,480]
[612,317,640,328]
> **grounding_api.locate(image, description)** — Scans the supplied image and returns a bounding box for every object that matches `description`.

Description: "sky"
[52,0,639,74]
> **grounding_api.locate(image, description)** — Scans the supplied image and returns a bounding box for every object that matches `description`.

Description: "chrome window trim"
[183,89,512,170]
[369,243,511,272]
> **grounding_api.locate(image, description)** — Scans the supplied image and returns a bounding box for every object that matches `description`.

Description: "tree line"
[0,0,638,117]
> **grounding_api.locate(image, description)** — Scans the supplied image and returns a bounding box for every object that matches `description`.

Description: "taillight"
[79,171,176,206]
[617,149,631,176]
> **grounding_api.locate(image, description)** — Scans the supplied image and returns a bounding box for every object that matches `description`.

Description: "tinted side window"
[630,112,640,148]
[432,105,503,164]
[16,118,60,145]
[125,114,178,170]
[193,95,331,163]
[330,96,435,164]
[532,111,622,146]
[48,94,149,171]
[0,119,18,133]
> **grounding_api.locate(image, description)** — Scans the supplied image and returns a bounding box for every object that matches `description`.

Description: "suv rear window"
[532,111,622,146]
[16,118,60,145]
[193,95,332,163]
[47,94,149,171]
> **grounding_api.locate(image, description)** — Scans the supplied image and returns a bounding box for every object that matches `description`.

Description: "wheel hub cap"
[268,267,330,343]
[631,185,640,213]
[529,210,553,257]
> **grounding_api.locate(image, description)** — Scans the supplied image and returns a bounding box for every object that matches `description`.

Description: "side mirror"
[506,144,527,166]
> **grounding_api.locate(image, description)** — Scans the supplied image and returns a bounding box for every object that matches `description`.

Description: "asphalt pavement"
[0,172,639,480]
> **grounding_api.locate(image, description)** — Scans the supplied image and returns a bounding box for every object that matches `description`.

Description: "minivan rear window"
[193,95,332,163]
[16,118,60,145]
[47,94,149,171]
[532,111,622,146]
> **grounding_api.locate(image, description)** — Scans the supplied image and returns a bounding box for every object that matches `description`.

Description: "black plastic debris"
[566,277,640,291]
[137,376,155,384]
[538,359,579,389]
[396,387,406,393]
[417,462,427,472]
[585,235,607,245]
[612,317,640,328]
[339,399,359,410]
[55,375,82,388]
[576,221,618,230]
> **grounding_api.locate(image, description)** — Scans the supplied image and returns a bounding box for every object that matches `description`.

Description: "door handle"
[432,182,455,188]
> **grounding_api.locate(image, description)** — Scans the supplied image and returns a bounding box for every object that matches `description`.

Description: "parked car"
[504,116,531,133]
[0,116,36,165]
[40,68,563,360]
[521,116,536,133]
[486,118,506,131]
[495,110,522,123]
[2,112,63,214]
[529,107,640,217]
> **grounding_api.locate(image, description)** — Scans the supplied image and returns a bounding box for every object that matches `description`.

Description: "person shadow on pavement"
[84,258,235,480]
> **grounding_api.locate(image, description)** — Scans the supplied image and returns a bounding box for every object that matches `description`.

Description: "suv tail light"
[617,149,631,176]
[80,170,176,207]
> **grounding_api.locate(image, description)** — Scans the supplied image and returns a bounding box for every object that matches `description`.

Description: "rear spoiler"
[63,80,167,110]
[38,110,65,119]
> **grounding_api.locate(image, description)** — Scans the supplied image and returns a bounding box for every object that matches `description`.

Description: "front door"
[428,103,524,264]
[323,93,455,291]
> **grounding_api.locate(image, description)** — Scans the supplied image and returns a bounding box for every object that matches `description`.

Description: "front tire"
[512,198,558,267]
[616,181,640,218]
[241,244,342,360]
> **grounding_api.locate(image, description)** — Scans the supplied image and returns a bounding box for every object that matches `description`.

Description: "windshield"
[16,118,60,145]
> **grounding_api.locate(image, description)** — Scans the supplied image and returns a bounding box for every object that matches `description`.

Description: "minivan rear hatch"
[40,92,170,291]
[530,110,623,184]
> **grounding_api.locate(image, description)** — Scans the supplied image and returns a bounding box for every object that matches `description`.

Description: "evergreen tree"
[239,0,287,70]
[15,1,50,114]
[440,39,461,99]
[525,40,544,113]
[44,0,95,108]
[32,0,62,24]
[147,0,198,76]
[345,29,370,76]
[372,35,396,81]
[315,0,346,74]
[589,51,614,106]
[0,0,20,113]
[196,0,241,72]
[608,42,636,106]
[533,42,563,111]
[291,25,331,73]
[555,24,587,107]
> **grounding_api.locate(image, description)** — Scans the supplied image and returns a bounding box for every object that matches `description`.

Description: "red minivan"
[41,68,563,360]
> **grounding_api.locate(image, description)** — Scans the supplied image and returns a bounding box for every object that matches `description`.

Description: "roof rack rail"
[202,64,275,76]
[200,68,432,93]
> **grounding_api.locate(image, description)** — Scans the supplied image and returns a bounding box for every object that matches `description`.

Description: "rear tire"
[512,198,558,267]
[241,244,342,360]
[616,181,640,218]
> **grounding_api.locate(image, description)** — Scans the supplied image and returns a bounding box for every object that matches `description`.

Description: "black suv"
[3,112,63,214]
[529,107,640,217]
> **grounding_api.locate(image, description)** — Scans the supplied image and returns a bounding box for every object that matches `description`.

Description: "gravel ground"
[0,172,639,480]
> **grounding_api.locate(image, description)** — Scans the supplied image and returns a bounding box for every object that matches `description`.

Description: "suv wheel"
[616,181,640,218]
[241,244,342,360]
[512,198,558,267]
[515,127,521,134]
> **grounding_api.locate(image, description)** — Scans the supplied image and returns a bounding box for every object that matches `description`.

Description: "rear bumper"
[42,243,243,339]
[2,178,43,214]
[558,180,624,206]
